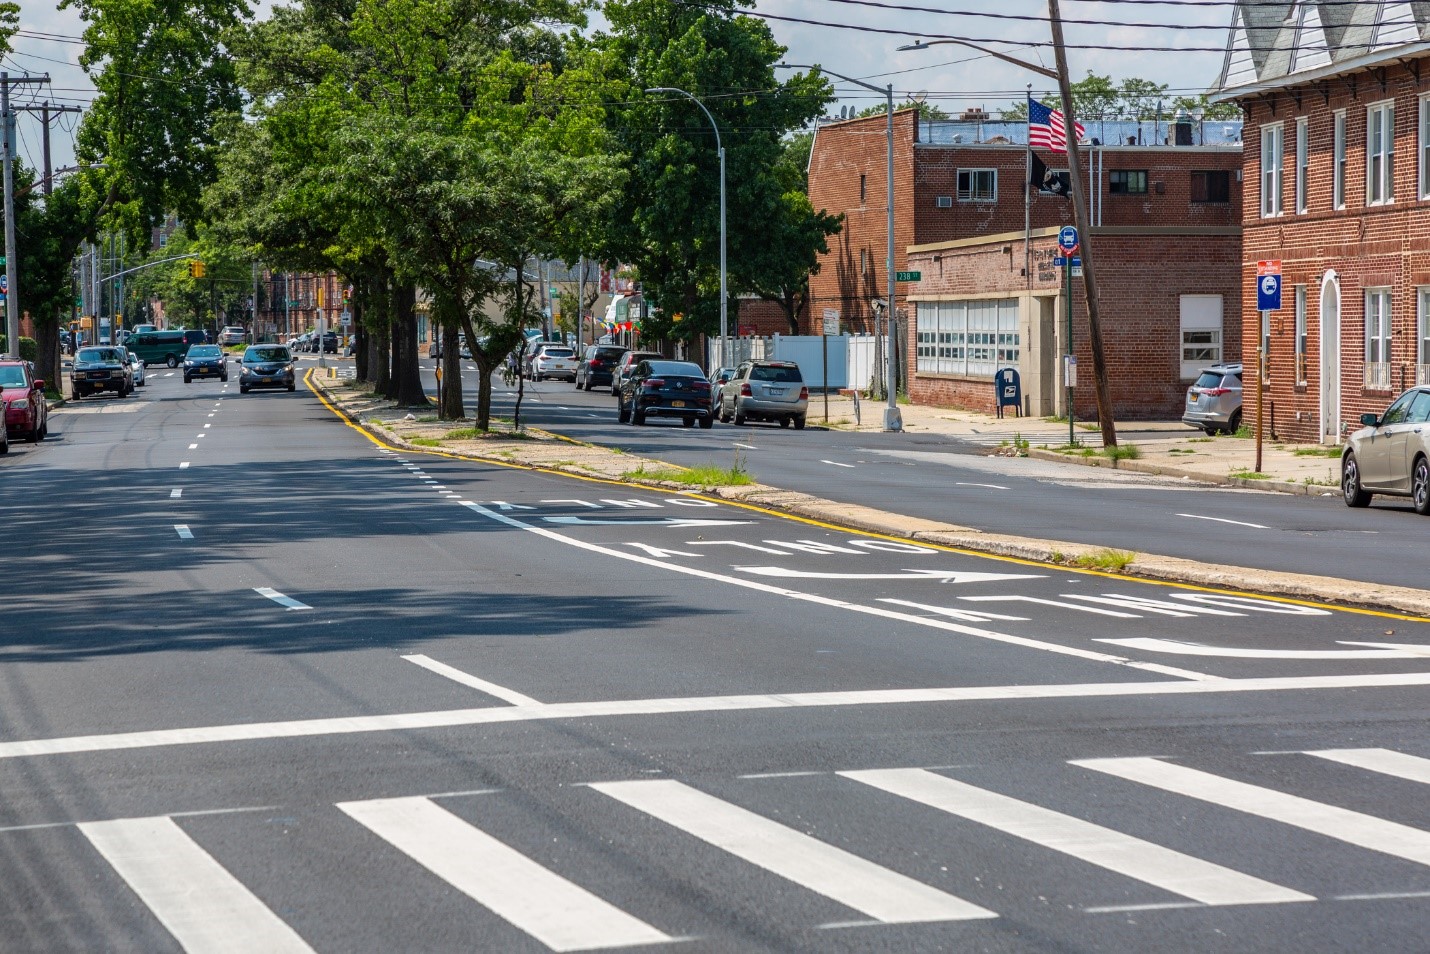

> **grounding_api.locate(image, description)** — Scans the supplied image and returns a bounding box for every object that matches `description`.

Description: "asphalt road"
[1,366,1428,952]
[415,360,1430,591]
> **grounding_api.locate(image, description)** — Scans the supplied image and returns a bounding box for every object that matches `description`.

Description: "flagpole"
[1024,85,1032,292]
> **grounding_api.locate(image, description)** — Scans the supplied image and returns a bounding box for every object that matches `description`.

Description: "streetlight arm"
[14,163,108,200]
[894,40,1059,80]
[645,87,721,153]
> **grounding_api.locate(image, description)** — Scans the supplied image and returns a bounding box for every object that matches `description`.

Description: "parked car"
[1182,363,1244,435]
[183,344,228,383]
[708,366,736,406]
[1341,386,1430,512]
[217,325,247,346]
[125,349,146,387]
[0,359,48,442]
[531,346,579,382]
[618,359,715,428]
[520,341,566,378]
[719,360,808,428]
[128,329,207,368]
[318,331,339,353]
[71,346,132,399]
[610,350,664,396]
[574,345,627,391]
[239,344,296,393]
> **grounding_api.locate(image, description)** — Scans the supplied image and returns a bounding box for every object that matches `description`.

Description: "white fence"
[710,334,879,391]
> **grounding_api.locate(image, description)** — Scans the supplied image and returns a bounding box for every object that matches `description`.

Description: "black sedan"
[617,359,715,428]
[239,345,297,393]
[71,346,132,399]
[183,344,228,383]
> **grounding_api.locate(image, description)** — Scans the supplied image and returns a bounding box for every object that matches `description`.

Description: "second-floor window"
[1295,117,1309,213]
[957,169,996,202]
[1190,171,1231,203]
[1367,101,1394,206]
[1261,124,1283,216]
[1420,94,1430,199]
[1333,110,1346,209]
[1109,170,1148,194]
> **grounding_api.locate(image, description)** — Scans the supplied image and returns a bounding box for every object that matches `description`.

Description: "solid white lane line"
[339,797,671,952]
[1073,758,1430,867]
[1097,638,1424,660]
[732,443,757,450]
[401,654,539,706]
[174,525,194,540]
[7,673,1430,761]
[179,462,189,469]
[955,482,1011,490]
[80,816,316,954]
[1303,748,1430,785]
[188,443,198,449]
[170,489,182,499]
[821,460,855,468]
[253,588,312,611]
[1175,514,1270,529]
[840,769,1310,906]
[590,779,993,923]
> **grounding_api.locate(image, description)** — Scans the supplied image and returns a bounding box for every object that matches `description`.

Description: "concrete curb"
[311,375,1430,619]
[1024,448,1339,496]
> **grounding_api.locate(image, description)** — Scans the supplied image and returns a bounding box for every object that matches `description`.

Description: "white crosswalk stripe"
[338,795,672,951]
[1073,756,1430,867]
[588,778,995,924]
[79,816,316,953]
[840,768,1312,906]
[1304,747,1430,785]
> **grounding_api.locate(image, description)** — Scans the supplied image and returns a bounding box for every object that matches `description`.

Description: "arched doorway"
[1319,270,1341,443]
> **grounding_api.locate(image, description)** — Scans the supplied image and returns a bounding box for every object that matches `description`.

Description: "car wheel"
[37,421,47,439]
[0,433,8,454]
[28,424,40,443]
[779,417,790,428]
[683,416,695,427]
[583,379,592,392]
[699,414,714,429]
[733,405,746,426]
[632,405,645,426]
[1342,452,1372,508]
[287,384,296,392]
[1414,456,1430,516]
[720,402,733,424]
[240,385,249,394]
[793,415,806,430]
[617,397,630,423]
[184,376,192,384]
[1224,410,1242,435]
[166,355,179,368]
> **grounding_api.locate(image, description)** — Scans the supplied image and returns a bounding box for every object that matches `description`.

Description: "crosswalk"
[30,747,1430,951]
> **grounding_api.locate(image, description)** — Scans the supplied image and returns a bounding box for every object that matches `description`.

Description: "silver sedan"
[1341,386,1430,512]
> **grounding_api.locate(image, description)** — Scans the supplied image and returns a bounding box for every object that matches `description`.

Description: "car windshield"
[188,346,222,358]
[750,364,802,383]
[647,361,704,377]
[0,366,26,386]
[245,347,291,362]
[78,348,123,363]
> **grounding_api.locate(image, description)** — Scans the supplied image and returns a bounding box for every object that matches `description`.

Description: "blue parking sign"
[1257,273,1281,311]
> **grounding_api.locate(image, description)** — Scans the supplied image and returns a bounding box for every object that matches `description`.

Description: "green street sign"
[0,256,6,266]
[895,271,921,282]
[550,288,561,298]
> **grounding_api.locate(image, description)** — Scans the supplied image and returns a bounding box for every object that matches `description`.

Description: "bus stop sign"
[1256,260,1282,310]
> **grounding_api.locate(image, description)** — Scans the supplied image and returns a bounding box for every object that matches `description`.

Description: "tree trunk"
[353,304,368,382]
[392,282,425,407]
[34,312,60,395]
[368,319,391,395]
[439,322,463,419]
[476,356,494,432]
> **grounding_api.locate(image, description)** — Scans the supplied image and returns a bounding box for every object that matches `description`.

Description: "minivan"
[128,329,207,368]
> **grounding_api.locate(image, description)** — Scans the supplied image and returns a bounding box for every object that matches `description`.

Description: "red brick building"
[1211,0,1430,443]
[808,111,1244,417]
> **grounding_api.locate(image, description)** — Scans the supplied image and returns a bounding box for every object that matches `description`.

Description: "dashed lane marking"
[253,588,312,611]
[174,525,194,540]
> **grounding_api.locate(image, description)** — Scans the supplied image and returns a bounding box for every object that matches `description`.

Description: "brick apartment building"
[1210,0,1430,443]
[808,110,1244,417]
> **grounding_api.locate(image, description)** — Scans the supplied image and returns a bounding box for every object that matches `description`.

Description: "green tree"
[1171,94,1242,121]
[857,100,951,121]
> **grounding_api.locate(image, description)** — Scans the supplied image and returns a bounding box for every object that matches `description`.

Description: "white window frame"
[1333,109,1347,209]
[915,299,1019,377]
[1295,284,1308,385]
[956,168,997,202]
[1366,100,1395,206]
[1420,94,1430,199]
[1419,288,1430,384]
[1365,287,1393,389]
[1261,123,1284,217]
[1295,117,1309,213]
[1179,294,1223,378]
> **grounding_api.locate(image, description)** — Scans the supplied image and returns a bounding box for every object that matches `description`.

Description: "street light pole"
[646,87,727,369]
[897,28,1117,446]
[777,64,901,431]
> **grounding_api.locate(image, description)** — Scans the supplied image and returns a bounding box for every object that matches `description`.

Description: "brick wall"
[1239,53,1430,442]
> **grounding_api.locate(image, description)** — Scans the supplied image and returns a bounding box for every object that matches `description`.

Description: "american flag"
[1028,96,1084,154]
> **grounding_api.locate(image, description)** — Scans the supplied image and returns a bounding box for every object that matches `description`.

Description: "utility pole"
[15,102,81,197]
[1,72,49,355]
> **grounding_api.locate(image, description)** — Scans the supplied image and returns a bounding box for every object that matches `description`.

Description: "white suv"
[217,326,247,346]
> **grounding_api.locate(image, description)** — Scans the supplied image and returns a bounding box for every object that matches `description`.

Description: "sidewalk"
[812,397,1344,498]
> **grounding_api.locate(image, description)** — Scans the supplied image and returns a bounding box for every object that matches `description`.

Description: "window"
[1421,95,1430,199]
[1108,170,1148,194]
[1419,288,1430,384]
[1295,284,1308,385]
[915,299,1020,378]
[1367,101,1394,206]
[1180,294,1223,378]
[1365,287,1392,389]
[935,195,952,208]
[1295,117,1309,213]
[1261,123,1284,216]
[859,174,866,205]
[1333,110,1347,209]
[1190,170,1231,203]
[956,169,996,202]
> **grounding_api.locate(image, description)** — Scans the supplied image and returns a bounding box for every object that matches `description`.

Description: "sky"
[10,0,1233,175]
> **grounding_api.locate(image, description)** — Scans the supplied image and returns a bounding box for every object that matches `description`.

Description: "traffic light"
[342,286,352,306]
[187,260,206,279]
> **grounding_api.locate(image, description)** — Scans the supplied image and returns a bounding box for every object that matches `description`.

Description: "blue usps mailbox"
[994,367,1022,418]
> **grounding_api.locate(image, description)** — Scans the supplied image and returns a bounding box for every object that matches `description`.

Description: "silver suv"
[719,360,808,429]
[1182,363,1243,435]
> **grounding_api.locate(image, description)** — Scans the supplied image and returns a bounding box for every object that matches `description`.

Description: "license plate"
[672,400,685,408]
[261,377,273,383]
[768,388,785,396]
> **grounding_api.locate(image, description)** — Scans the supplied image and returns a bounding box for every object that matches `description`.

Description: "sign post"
[1058,226,1080,445]
[821,307,839,423]
[1255,261,1282,474]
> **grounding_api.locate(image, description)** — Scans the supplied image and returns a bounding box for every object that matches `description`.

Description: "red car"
[0,359,47,444]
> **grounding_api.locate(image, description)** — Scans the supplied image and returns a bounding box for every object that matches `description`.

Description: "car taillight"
[691,380,710,391]
[590,359,601,367]
[644,378,665,388]
[740,383,752,396]
[1201,387,1231,396]
[799,386,808,400]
